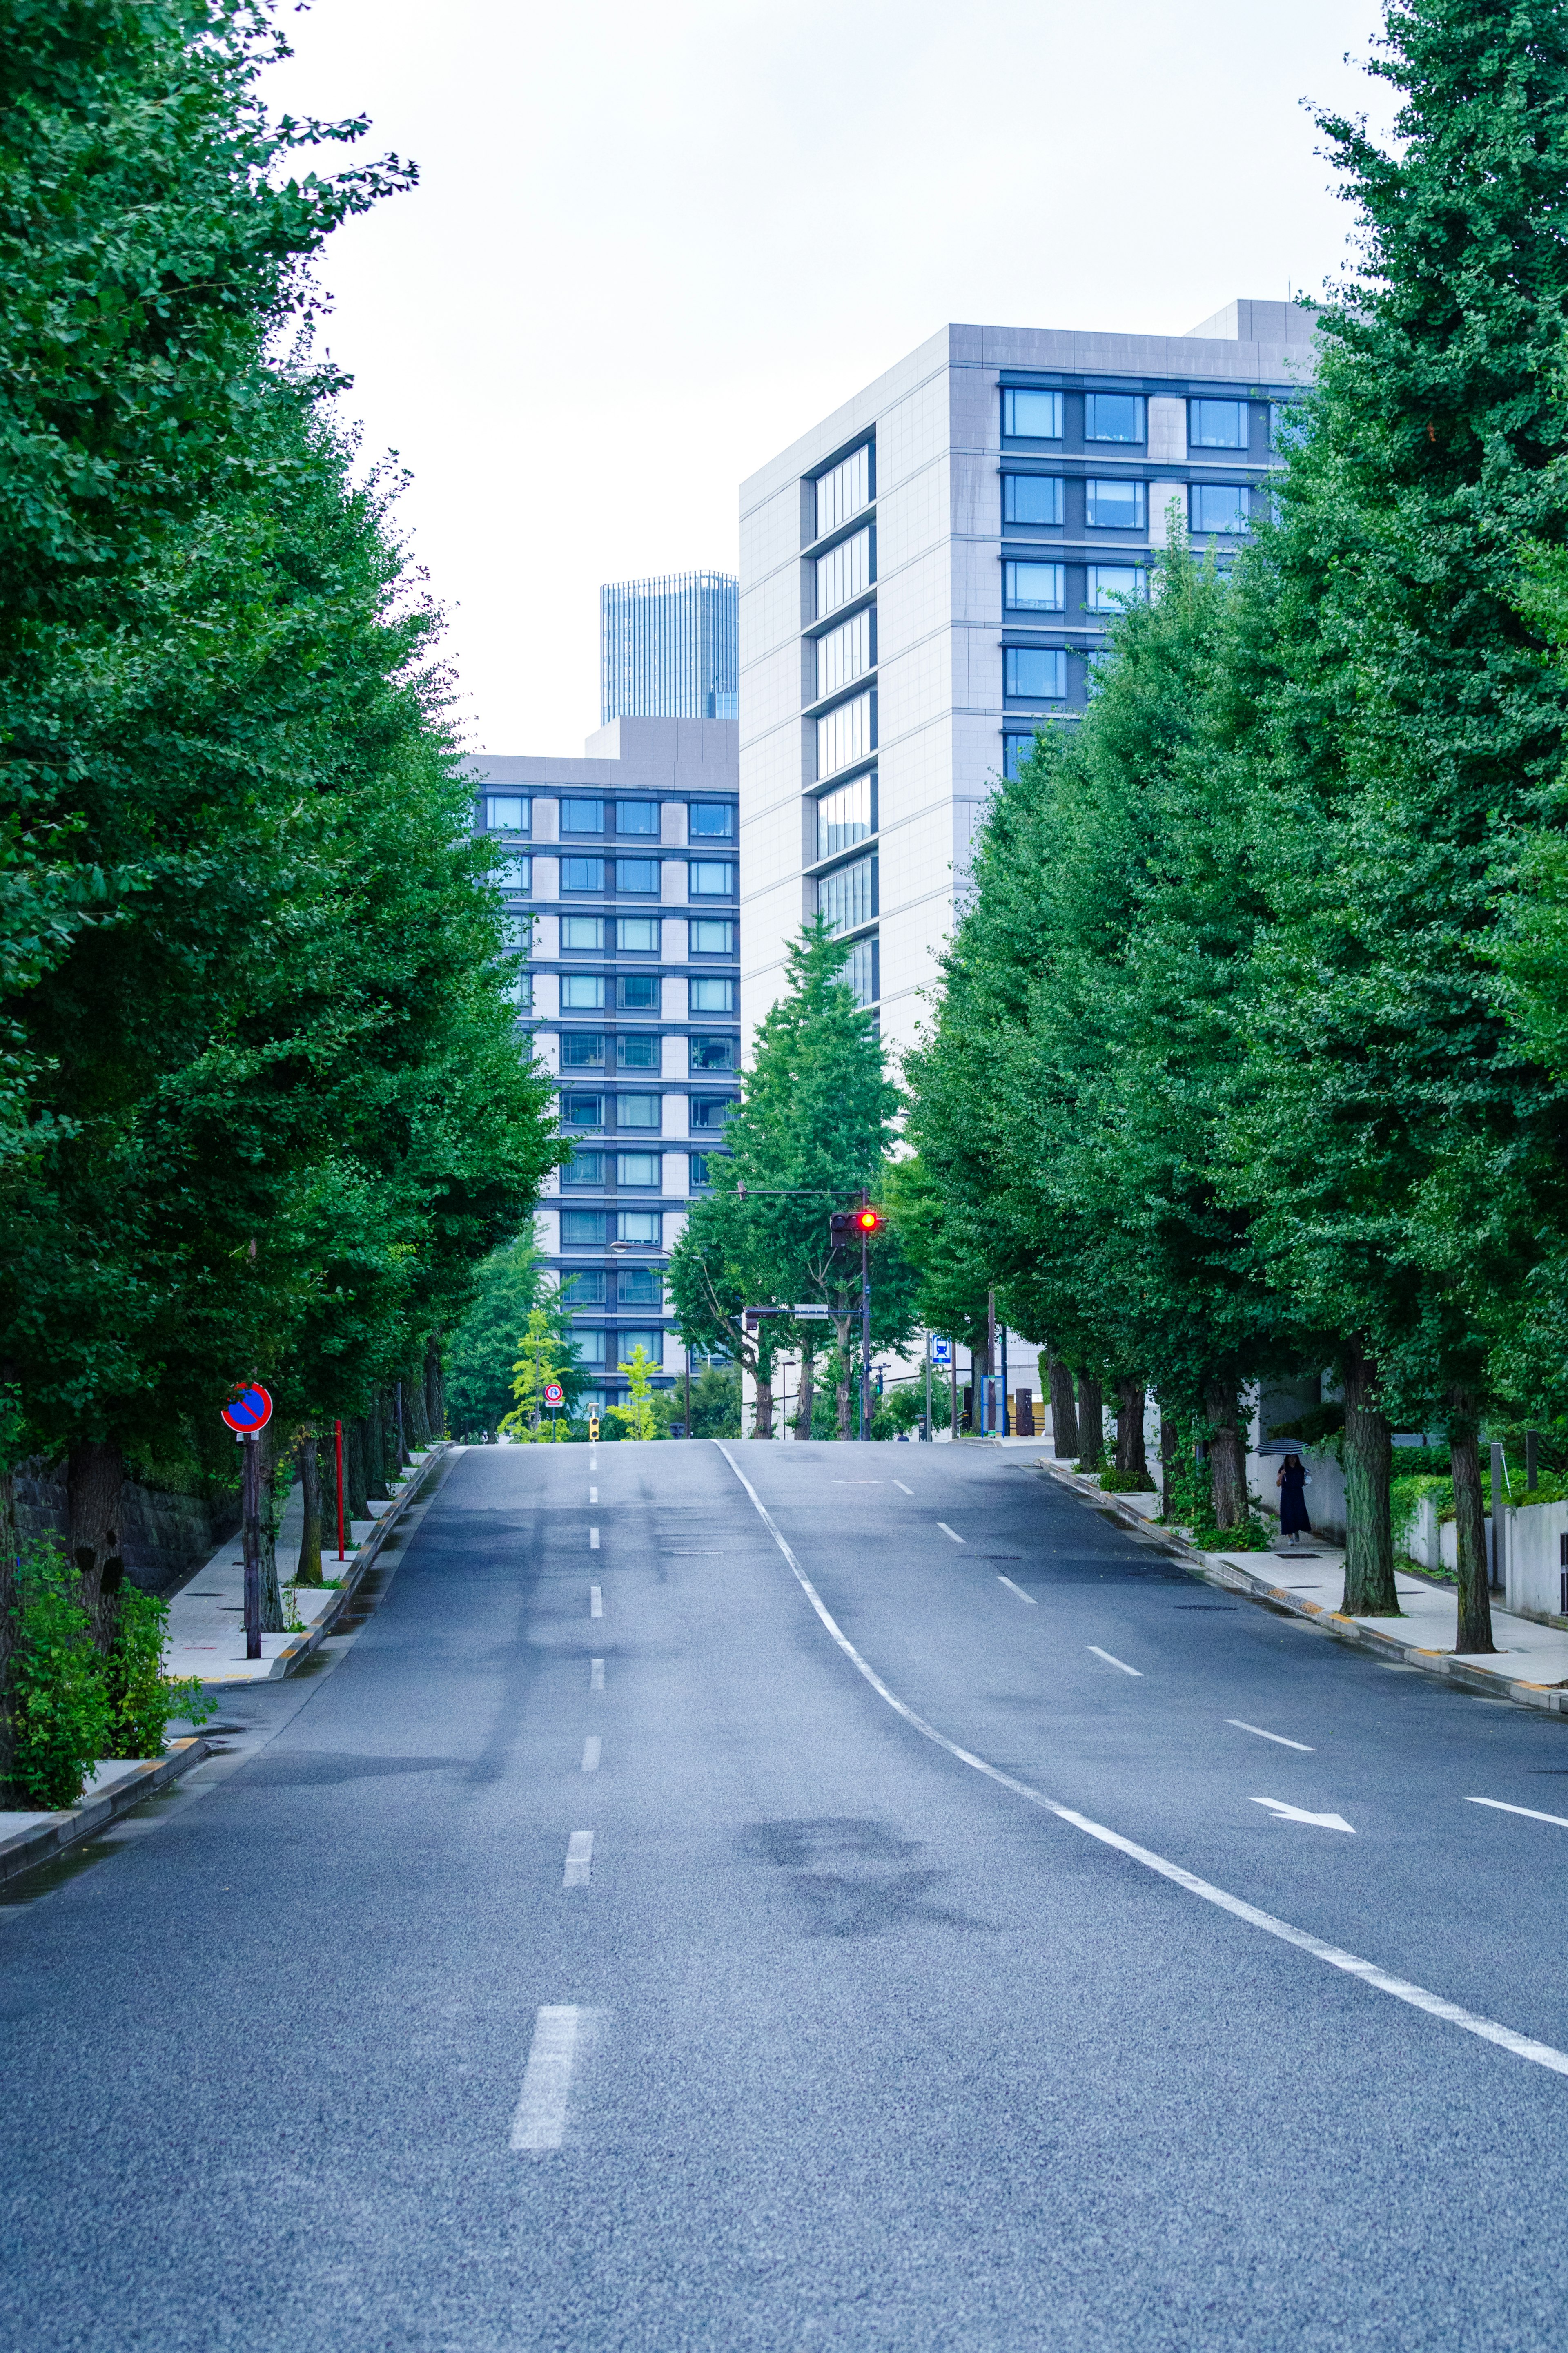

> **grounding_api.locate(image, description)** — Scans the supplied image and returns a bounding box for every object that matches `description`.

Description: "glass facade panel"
[688,803,734,837]
[815,690,872,778]
[561,1091,604,1128]
[486,795,528,832]
[815,528,871,618]
[690,1035,735,1071]
[615,857,659,893]
[615,916,659,952]
[689,1095,732,1131]
[1191,482,1251,533]
[617,973,659,1010]
[561,1033,605,1067]
[845,936,877,1008]
[1084,393,1145,443]
[560,798,604,833]
[617,1265,662,1303]
[1190,399,1248,448]
[616,800,658,834]
[1002,474,1063,525]
[689,1153,714,1187]
[1004,647,1066,699]
[815,608,873,701]
[563,1269,606,1303]
[561,916,604,951]
[1085,479,1146,530]
[1086,565,1147,609]
[574,1326,608,1363]
[1002,388,1063,439]
[819,854,874,936]
[561,1209,607,1246]
[616,1212,661,1246]
[616,1035,659,1068]
[560,856,605,892]
[814,443,872,541]
[1004,562,1065,611]
[689,975,735,1012]
[496,854,531,894]
[564,1151,604,1184]
[816,773,873,859]
[617,1093,661,1128]
[689,860,734,896]
[616,1153,661,1187]
[600,570,738,725]
[690,920,733,953]
[617,1328,665,1365]
[1004,732,1040,780]
[561,975,606,1009]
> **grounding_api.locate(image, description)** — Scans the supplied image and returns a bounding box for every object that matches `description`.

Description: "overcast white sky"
[262,0,1394,756]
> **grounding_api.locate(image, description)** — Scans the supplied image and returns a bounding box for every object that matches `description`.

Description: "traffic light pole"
[860,1188,872,1442]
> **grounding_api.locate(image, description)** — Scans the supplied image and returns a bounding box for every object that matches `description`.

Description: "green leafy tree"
[445,1234,579,1439]
[611,1344,659,1441]
[499,1306,583,1443]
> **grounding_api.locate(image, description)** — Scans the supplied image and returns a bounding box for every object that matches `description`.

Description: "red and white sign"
[543,1382,565,1408]
[221,1383,273,1434]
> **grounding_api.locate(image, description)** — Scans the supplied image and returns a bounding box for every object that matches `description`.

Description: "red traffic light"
[856,1208,882,1234]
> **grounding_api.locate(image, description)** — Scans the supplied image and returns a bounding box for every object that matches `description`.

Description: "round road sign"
[543,1382,566,1409]
[222,1383,273,1434]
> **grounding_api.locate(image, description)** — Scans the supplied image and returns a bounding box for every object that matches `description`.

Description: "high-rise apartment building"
[601,571,739,725]
[465,717,739,1416]
[738,298,1314,1058]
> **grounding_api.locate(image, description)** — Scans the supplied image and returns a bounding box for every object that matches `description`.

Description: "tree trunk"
[1203,1383,1247,1531]
[1076,1374,1104,1469]
[425,1338,444,1439]
[1047,1355,1079,1458]
[1159,1403,1178,1512]
[405,1362,432,1450]
[797,1345,815,1441]
[67,1439,126,1651]
[1449,1395,1496,1653]
[345,1418,370,1523]
[0,1467,16,1797]
[296,1436,323,1586]
[257,1416,285,1632]
[1114,1377,1149,1480]
[1342,1345,1400,1616]
[752,1370,775,1439]
[836,1342,852,1441]
[365,1394,389,1500]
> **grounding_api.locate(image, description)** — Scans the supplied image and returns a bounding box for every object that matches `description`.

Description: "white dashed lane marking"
[581,1736,601,1773]
[563,1831,594,1887]
[937,1522,965,1545]
[1088,1644,1141,1677]
[510,2007,586,2152]
[590,1586,603,1619]
[998,1575,1036,1606]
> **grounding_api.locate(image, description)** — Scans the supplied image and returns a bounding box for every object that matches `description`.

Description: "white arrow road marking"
[1229,1719,1315,1752]
[1251,1796,1354,1833]
[998,1575,1036,1605]
[1088,1645,1142,1677]
[937,1522,965,1544]
[1465,1796,1568,1830]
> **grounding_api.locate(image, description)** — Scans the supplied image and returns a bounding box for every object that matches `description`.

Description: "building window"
[819,853,875,935]
[689,1095,733,1131]
[689,975,735,1013]
[815,607,873,701]
[560,798,605,833]
[816,772,873,859]
[617,1153,661,1187]
[689,1152,715,1187]
[1004,561,1065,611]
[690,1035,736,1071]
[1004,731,1041,780]
[617,1265,662,1303]
[615,857,660,894]
[1002,388,1063,439]
[1191,482,1251,533]
[688,803,734,837]
[617,1093,661,1129]
[1004,647,1066,699]
[561,1032,605,1068]
[1190,399,1248,449]
[617,1035,659,1069]
[1085,479,1147,530]
[816,690,873,778]
[814,443,873,542]
[616,1211,662,1247]
[563,1269,606,1305]
[1086,565,1147,610]
[495,854,531,894]
[561,915,604,951]
[616,800,659,834]
[512,973,533,1014]
[1002,474,1064,526]
[561,1091,604,1129]
[815,527,871,619]
[689,860,734,896]
[616,915,660,952]
[561,856,606,892]
[574,1326,608,1364]
[617,1327,665,1366]
[485,795,528,833]
[561,1209,608,1246]
[845,935,877,1008]
[564,1151,604,1184]
[690,919,734,953]
[561,974,606,1010]
[1084,393,1145,443]
[616,973,659,1010]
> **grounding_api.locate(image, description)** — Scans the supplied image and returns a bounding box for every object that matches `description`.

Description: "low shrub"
[103,1586,216,1758]
[10,1542,110,1810]
[1097,1466,1156,1493]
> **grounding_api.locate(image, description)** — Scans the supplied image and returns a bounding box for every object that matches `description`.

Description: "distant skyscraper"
[601,571,738,725]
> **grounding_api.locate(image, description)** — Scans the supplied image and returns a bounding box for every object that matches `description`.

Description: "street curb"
[1033,1459,1568,1724]
[0,1737,212,1890]
[207,1441,457,1687]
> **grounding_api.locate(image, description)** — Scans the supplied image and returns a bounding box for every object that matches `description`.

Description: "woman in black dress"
[1277,1452,1311,1544]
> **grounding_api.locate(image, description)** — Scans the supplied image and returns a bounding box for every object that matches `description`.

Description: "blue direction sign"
[931,1338,952,1367]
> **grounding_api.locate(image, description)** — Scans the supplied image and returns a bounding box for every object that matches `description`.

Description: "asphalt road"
[6,1436,1568,2353]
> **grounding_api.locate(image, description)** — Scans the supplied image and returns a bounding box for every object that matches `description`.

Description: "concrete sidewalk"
[0,1741,210,1888]
[1045,1464,1568,1717]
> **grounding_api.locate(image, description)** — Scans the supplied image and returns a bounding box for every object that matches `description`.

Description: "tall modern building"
[737,297,1315,1059]
[465,717,739,1417]
[601,571,739,725]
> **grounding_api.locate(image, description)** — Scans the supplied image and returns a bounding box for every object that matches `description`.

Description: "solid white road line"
[563,1830,594,1887]
[1229,1718,1315,1752]
[1251,1796,1355,1833]
[590,1657,604,1691]
[581,1736,601,1773]
[893,1480,913,1495]
[1465,1796,1568,1830]
[590,1526,600,1550]
[589,1487,597,1504]
[998,1575,1037,1606]
[590,1585,603,1619]
[715,1442,1568,2085]
[1088,1644,1142,1677]
[510,2006,583,2151]
[937,1522,965,1544]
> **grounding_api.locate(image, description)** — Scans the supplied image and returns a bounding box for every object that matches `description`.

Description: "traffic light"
[830,1206,884,1245]
[855,1207,883,1236]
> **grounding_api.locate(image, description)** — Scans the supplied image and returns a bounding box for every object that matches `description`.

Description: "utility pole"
[860,1187,873,1442]
[923,1332,932,1443]
[684,1345,692,1440]
[986,1289,997,1438]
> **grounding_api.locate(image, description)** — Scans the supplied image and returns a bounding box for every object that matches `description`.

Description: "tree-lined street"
[7,1439,1568,2350]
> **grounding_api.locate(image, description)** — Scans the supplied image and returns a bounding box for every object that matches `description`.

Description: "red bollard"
[335,1416,345,1561]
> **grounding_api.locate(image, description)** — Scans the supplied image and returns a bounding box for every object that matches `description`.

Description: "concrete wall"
[13,1461,238,1598]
